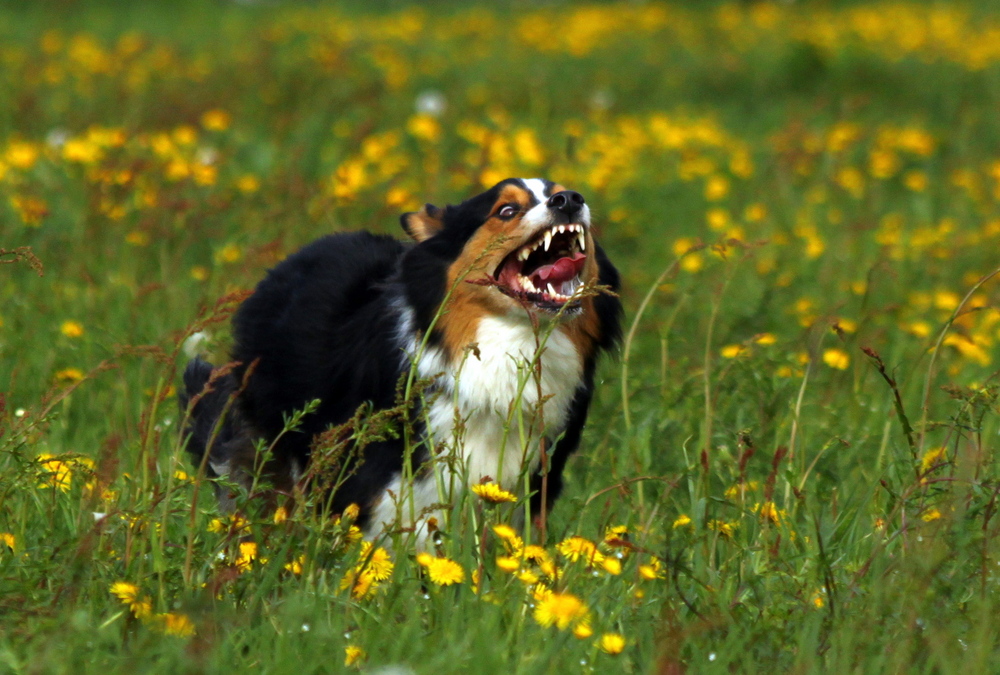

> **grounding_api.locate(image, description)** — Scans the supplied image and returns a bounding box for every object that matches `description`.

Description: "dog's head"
[401,178,601,320]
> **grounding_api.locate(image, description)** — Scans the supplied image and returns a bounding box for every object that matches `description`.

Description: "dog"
[180,177,622,545]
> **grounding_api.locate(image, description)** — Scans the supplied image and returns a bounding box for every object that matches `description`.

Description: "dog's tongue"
[532,252,586,285]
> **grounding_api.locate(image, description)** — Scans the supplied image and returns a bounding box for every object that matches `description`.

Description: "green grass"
[4,1,1000,672]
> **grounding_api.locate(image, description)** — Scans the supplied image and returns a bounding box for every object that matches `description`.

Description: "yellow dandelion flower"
[273,505,289,524]
[54,368,85,383]
[0,533,15,552]
[492,524,517,540]
[680,252,704,273]
[639,557,665,580]
[201,109,231,131]
[492,524,524,554]
[706,207,731,230]
[406,114,441,143]
[720,344,746,359]
[173,125,197,145]
[207,514,251,534]
[236,174,260,193]
[533,591,589,630]
[358,542,394,581]
[191,163,218,186]
[125,230,150,247]
[531,584,552,603]
[836,166,865,198]
[342,503,361,521]
[756,501,783,524]
[517,569,540,585]
[63,137,103,164]
[496,556,520,573]
[598,632,626,655]
[518,544,546,564]
[340,568,377,600]
[922,508,942,522]
[812,592,825,608]
[157,612,195,637]
[343,525,364,545]
[130,597,153,619]
[822,348,850,370]
[705,175,730,201]
[37,454,72,491]
[109,581,140,604]
[601,557,622,575]
[60,320,84,338]
[557,536,604,564]
[572,621,594,639]
[834,318,857,334]
[418,555,464,586]
[744,202,767,222]
[672,514,692,528]
[6,141,39,169]
[904,170,929,192]
[603,524,628,543]
[214,243,242,265]
[708,519,737,538]
[344,645,365,667]
[236,542,258,571]
[754,333,777,345]
[284,555,305,575]
[471,482,517,504]
[920,447,947,473]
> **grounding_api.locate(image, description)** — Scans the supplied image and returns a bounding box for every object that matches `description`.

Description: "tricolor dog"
[181,178,622,545]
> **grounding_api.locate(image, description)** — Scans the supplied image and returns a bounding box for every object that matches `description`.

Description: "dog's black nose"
[547,190,585,219]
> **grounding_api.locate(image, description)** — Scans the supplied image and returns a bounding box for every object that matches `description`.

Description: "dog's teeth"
[547,283,557,296]
[523,277,536,292]
[543,230,553,251]
[519,248,530,261]
[558,225,566,234]
[578,231,586,251]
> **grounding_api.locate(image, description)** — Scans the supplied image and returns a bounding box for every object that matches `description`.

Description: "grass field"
[5,1,1000,672]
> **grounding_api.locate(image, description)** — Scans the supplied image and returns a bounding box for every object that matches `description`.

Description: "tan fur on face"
[437,184,602,361]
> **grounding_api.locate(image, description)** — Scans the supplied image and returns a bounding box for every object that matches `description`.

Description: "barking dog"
[181,178,622,545]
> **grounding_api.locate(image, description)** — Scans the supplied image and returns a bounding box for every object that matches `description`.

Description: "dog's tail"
[178,357,242,479]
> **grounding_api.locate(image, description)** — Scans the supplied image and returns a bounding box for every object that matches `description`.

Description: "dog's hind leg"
[179,357,258,511]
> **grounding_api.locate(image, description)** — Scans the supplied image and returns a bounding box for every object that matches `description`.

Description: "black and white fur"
[180,178,622,545]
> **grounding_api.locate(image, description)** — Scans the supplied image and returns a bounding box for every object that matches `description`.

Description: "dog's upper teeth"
[543,230,553,252]
[557,225,566,234]
[519,248,530,261]
[578,231,586,251]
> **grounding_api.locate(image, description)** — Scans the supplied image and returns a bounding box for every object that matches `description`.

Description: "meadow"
[4,0,1000,672]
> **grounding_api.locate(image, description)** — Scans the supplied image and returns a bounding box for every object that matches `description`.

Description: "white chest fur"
[367,312,584,544]
[429,315,584,487]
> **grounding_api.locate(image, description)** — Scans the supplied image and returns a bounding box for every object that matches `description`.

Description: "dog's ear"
[401,203,444,242]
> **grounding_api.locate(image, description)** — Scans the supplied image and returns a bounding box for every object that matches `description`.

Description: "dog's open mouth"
[493,223,587,310]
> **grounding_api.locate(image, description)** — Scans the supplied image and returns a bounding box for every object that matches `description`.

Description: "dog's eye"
[497,204,519,219]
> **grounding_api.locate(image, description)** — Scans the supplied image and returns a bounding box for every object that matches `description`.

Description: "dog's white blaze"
[367,314,583,547]
[521,177,549,204]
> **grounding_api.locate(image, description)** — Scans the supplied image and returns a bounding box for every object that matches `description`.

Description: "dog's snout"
[547,190,585,219]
